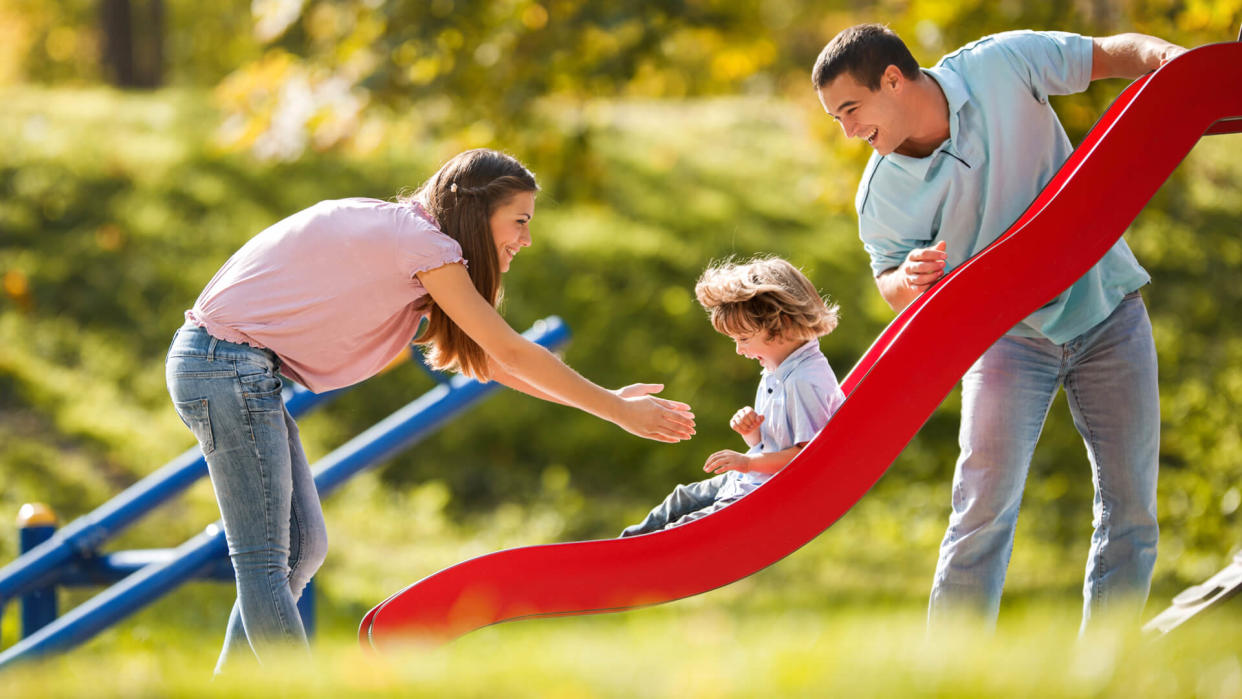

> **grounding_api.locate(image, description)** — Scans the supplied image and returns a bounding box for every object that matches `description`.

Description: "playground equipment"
[1,381,345,638]
[1144,551,1242,634]
[361,39,1242,649]
[1142,23,1242,635]
[0,317,569,669]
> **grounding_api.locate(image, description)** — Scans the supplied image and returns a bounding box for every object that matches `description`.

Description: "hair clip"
[449,182,458,193]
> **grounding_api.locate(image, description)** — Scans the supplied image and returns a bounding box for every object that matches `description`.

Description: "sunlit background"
[2,1,1242,695]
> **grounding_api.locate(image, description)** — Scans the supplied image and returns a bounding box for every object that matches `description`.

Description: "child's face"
[728,331,806,372]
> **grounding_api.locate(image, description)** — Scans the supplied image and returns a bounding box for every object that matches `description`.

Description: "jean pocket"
[238,365,283,413]
[173,397,215,455]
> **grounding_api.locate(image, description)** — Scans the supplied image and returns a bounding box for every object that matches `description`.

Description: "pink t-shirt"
[186,197,464,392]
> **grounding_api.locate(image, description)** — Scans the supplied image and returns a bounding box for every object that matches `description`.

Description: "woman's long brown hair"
[402,149,538,380]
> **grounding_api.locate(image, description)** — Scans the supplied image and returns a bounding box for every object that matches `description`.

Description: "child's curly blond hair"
[695,256,840,342]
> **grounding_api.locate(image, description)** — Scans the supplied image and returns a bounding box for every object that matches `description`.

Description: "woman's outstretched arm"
[417,263,696,442]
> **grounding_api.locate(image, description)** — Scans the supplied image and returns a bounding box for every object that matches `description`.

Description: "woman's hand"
[703,449,751,474]
[613,384,696,443]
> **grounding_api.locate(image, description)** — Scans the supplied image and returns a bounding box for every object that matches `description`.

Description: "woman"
[165,149,695,671]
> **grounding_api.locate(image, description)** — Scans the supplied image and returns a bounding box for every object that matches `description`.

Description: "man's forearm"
[1092,33,1184,81]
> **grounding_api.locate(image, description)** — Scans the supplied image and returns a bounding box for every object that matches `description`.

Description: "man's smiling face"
[818,65,911,157]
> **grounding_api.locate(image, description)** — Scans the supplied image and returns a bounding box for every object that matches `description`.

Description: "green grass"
[1,470,1229,696]
[4,602,1241,697]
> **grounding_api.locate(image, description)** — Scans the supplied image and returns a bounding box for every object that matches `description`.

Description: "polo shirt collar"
[763,339,821,383]
[881,66,974,180]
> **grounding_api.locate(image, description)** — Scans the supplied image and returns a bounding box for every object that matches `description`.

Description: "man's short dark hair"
[812,24,921,90]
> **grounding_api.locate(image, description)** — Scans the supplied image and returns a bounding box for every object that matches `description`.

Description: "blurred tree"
[205,0,1239,173]
[210,0,830,163]
[5,1,1236,93]
[0,0,256,86]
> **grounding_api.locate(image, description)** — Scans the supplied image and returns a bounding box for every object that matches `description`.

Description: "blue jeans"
[929,292,1159,631]
[165,323,328,671]
[621,474,741,537]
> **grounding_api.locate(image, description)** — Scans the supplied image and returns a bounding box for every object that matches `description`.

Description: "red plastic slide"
[362,40,1242,650]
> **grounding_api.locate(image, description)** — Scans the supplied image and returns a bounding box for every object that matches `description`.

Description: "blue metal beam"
[0,384,346,604]
[56,549,236,586]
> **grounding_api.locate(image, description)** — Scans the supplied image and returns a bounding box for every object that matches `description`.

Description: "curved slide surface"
[362,41,1242,649]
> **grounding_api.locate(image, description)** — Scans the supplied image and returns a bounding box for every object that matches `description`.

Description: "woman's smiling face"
[489,191,535,273]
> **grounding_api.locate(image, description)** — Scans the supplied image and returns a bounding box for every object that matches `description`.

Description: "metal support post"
[16,504,58,638]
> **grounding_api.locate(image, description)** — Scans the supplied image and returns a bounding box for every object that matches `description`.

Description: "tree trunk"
[135,0,165,87]
[100,0,165,88]
[100,0,135,86]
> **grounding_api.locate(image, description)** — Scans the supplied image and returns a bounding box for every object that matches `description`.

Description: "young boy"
[621,256,846,537]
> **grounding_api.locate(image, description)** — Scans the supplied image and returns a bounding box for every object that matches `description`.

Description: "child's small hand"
[730,406,764,445]
[704,449,751,474]
[730,406,763,434]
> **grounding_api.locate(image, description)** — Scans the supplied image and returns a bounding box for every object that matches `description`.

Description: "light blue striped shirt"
[855,31,1149,344]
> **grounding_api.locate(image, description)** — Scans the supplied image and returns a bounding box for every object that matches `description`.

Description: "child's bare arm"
[703,444,804,475]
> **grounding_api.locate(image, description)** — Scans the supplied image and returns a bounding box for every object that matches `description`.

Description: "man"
[811,24,1185,630]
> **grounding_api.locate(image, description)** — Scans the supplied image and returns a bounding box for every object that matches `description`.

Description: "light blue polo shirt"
[717,339,846,501]
[855,30,1149,344]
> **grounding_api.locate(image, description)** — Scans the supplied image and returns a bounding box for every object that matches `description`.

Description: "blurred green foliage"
[6,0,1238,161]
[0,0,260,85]
[3,81,1242,600]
